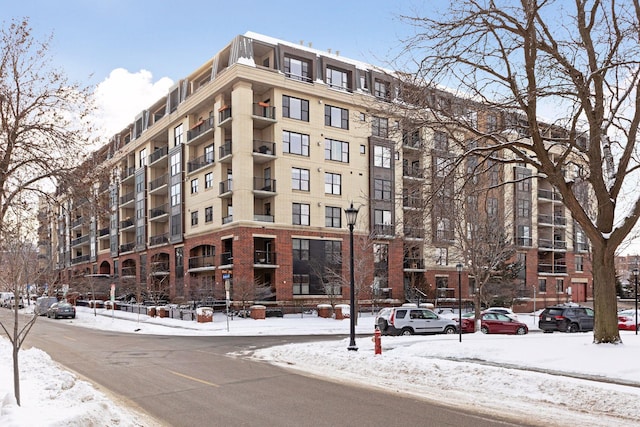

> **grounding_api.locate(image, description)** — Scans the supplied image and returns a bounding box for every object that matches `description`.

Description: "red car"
[460,312,528,335]
[617,309,640,331]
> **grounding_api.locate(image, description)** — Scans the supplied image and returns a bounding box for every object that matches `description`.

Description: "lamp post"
[633,268,639,335]
[345,203,360,351]
[456,263,463,343]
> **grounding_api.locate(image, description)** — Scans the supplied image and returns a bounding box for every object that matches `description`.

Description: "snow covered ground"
[1,305,640,426]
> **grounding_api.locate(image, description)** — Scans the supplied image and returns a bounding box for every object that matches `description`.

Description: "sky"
[2,0,427,137]
[1,305,640,426]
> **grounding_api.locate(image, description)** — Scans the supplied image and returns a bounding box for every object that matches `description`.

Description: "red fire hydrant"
[374,328,382,355]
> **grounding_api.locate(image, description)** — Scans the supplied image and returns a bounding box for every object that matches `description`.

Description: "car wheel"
[543,330,553,333]
[443,326,456,334]
[400,327,414,336]
[481,326,489,334]
[567,323,580,333]
[54,313,58,319]
[516,326,527,335]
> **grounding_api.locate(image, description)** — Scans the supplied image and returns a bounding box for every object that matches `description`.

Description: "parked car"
[47,302,76,319]
[617,309,640,331]
[538,304,594,333]
[0,292,13,308]
[375,307,458,336]
[460,312,528,335]
[35,296,59,316]
[484,307,519,321]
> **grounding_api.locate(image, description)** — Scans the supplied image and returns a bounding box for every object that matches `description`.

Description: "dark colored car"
[538,304,594,333]
[460,312,528,335]
[47,302,76,319]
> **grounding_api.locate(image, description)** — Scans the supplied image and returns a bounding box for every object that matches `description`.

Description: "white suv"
[375,307,458,336]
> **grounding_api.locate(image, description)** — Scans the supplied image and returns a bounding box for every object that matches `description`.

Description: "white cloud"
[92,68,173,139]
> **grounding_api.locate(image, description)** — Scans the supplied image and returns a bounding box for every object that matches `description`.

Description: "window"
[135,172,144,193]
[539,278,547,293]
[292,168,310,191]
[139,148,147,168]
[324,105,349,129]
[171,183,181,206]
[434,131,448,151]
[170,152,181,176]
[191,211,198,226]
[293,238,310,260]
[487,197,498,217]
[435,247,448,265]
[374,79,389,99]
[284,56,311,82]
[205,172,213,189]
[325,138,349,162]
[517,199,531,218]
[556,278,564,293]
[205,206,213,223]
[325,206,341,227]
[486,114,498,132]
[326,67,349,91]
[174,124,184,146]
[293,203,310,225]
[283,95,309,121]
[283,130,310,156]
[205,144,214,163]
[434,156,452,177]
[293,274,310,295]
[374,178,392,201]
[374,145,391,168]
[516,169,531,191]
[325,173,341,195]
[190,178,198,194]
[576,255,583,272]
[372,116,389,138]
[517,225,531,245]
[374,209,392,226]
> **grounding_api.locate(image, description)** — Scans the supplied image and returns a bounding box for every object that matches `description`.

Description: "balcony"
[219,140,232,162]
[403,196,422,209]
[188,255,216,270]
[538,263,568,274]
[149,204,169,221]
[253,177,276,194]
[121,166,136,182]
[71,235,90,247]
[435,229,455,242]
[538,238,567,250]
[187,117,214,143]
[220,251,233,265]
[254,250,276,265]
[149,233,169,246]
[119,242,135,253]
[187,153,214,173]
[222,215,233,224]
[121,266,136,277]
[148,146,168,166]
[120,218,134,230]
[219,179,233,197]
[254,214,274,223]
[120,191,135,206]
[576,242,589,252]
[373,224,395,237]
[149,174,168,194]
[404,226,425,239]
[403,167,424,179]
[404,258,425,270]
[98,227,109,238]
[252,140,276,164]
[150,261,170,274]
[71,254,90,264]
[218,106,232,126]
[538,189,562,201]
[252,103,276,129]
[538,214,567,226]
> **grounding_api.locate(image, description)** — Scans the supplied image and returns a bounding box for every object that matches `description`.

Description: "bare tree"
[393,1,640,343]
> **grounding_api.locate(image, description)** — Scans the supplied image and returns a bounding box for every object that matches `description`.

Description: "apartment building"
[38,32,592,310]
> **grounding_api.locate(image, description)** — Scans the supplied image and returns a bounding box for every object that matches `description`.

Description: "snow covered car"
[617,309,640,331]
[484,307,519,321]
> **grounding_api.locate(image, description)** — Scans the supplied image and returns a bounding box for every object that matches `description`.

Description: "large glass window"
[324,105,349,129]
[205,144,214,163]
[325,138,349,163]
[326,67,349,91]
[283,95,309,121]
[517,199,531,217]
[283,130,310,156]
[170,183,181,206]
[139,148,147,168]
[284,56,311,82]
[292,168,310,191]
[174,124,184,146]
[292,238,310,260]
[372,116,389,138]
[434,131,448,151]
[205,206,213,223]
[293,203,310,225]
[170,152,181,176]
[325,172,341,195]
[374,145,391,168]
[205,172,213,189]
[374,80,389,99]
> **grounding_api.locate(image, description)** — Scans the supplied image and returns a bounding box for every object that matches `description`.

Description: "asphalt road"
[3,310,538,427]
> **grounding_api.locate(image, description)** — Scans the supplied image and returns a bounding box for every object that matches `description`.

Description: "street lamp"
[633,268,638,335]
[345,203,360,351]
[456,263,463,343]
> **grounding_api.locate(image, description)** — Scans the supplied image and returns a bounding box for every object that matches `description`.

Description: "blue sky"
[4,0,425,86]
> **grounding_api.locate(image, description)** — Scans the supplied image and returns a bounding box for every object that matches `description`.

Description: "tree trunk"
[592,245,621,344]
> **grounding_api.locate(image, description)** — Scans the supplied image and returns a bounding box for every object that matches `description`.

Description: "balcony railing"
[538,214,567,226]
[148,146,168,164]
[219,141,232,158]
[149,174,168,192]
[219,179,233,195]
[254,250,276,264]
[404,226,425,239]
[218,106,232,123]
[149,204,168,219]
[149,233,169,246]
[252,103,276,119]
[120,218,134,229]
[120,191,134,205]
[538,263,568,274]
[538,189,562,201]
[373,224,395,236]
[71,254,90,264]
[187,152,214,173]
[121,166,135,181]
[98,227,109,237]
[403,167,424,178]
[403,196,422,209]
[539,238,567,250]
[435,229,455,241]
[253,177,276,192]
[188,255,216,269]
[253,140,275,155]
[121,267,136,277]
[151,261,170,272]
[71,235,90,246]
[220,252,233,265]
[404,258,425,269]
[253,214,274,222]
[119,242,135,253]
[187,117,214,142]
[516,237,533,246]
[222,215,233,224]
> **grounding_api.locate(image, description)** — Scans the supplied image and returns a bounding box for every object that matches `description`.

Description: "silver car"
[376,307,458,336]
